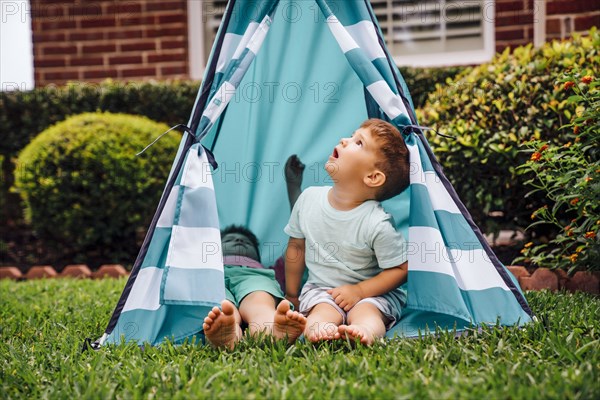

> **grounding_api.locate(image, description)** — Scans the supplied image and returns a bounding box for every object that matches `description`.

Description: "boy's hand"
[285,155,305,187]
[327,285,364,311]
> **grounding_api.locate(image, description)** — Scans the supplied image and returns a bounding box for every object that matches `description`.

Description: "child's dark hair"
[221,225,261,262]
[361,119,410,201]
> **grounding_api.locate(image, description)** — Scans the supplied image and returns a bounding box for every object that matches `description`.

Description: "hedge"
[418,28,600,239]
[14,112,180,266]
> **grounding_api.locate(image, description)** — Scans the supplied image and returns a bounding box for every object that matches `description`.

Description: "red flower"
[564,81,576,90]
[530,152,542,162]
[539,144,549,152]
[570,198,580,206]
[585,231,596,239]
[581,76,593,84]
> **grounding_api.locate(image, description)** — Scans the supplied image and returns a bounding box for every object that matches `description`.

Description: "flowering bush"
[418,28,600,238]
[516,72,599,272]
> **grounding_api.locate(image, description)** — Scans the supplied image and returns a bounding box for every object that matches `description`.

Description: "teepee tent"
[95,0,532,347]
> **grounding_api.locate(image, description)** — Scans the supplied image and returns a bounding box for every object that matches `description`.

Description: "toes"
[277,300,291,314]
[221,300,236,315]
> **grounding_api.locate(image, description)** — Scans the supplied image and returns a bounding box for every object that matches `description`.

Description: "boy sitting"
[284,119,410,345]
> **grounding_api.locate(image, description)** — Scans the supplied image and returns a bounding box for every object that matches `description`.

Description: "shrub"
[0,80,198,167]
[516,71,599,272]
[0,80,199,261]
[14,112,180,266]
[417,28,600,238]
[399,66,465,108]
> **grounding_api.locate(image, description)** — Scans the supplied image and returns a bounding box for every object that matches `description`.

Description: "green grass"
[1,279,599,399]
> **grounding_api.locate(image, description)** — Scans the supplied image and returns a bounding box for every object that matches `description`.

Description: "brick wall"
[545,0,600,40]
[495,0,535,52]
[31,0,189,87]
[495,0,600,52]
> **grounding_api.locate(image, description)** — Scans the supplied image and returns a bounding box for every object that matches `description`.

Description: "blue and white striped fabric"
[100,0,532,347]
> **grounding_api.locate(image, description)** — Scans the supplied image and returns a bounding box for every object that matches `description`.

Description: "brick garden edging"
[0,264,129,281]
[0,264,598,295]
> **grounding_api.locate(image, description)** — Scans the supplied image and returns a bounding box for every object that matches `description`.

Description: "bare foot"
[203,300,241,350]
[305,321,340,343]
[273,300,307,344]
[338,324,376,345]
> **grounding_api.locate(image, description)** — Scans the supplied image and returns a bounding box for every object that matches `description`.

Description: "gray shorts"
[298,283,399,330]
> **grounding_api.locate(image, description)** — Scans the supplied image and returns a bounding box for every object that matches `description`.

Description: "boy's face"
[325,127,382,185]
[221,233,259,261]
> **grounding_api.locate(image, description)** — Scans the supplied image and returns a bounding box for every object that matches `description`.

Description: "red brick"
[148,53,184,63]
[119,15,156,27]
[519,268,558,291]
[546,18,562,34]
[107,30,143,40]
[146,27,187,38]
[496,1,525,14]
[160,39,186,50]
[61,264,92,278]
[36,58,67,68]
[44,70,80,81]
[553,269,569,290]
[547,1,588,15]
[32,32,66,43]
[574,14,600,31]
[26,266,58,280]
[507,266,530,280]
[69,31,104,41]
[496,28,525,41]
[106,2,143,16]
[146,1,186,12]
[70,57,104,67]
[82,44,116,54]
[68,3,103,17]
[158,13,187,24]
[161,65,187,75]
[34,0,76,4]
[565,271,600,294]
[41,20,76,30]
[121,42,156,52]
[121,67,157,78]
[42,45,78,56]
[525,26,534,39]
[93,264,128,279]
[31,3,65,18]
[82,69,118,79]
[109,55,143,65]
[496,12,534,27]
[81,18,117,29]
[0,267,23,280]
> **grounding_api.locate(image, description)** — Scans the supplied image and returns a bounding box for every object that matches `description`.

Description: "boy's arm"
[285,237,306,309]
[328,262,407,312]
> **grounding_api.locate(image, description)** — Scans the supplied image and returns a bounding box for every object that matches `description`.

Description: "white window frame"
[194,0,496,70]
[378,0,496,67]
[187,0,205,80]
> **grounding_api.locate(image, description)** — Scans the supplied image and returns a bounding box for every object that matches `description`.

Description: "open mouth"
[332,148,339,158]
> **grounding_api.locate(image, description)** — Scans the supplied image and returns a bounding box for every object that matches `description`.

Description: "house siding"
[30,0,600,86]
[31,0,189,86]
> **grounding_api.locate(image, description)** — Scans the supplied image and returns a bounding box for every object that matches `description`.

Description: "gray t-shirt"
[285,186,407,309]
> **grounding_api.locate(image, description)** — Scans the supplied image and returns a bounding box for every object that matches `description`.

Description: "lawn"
[1,279,598,399]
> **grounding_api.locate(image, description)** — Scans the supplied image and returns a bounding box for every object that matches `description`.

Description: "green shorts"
[224,265,285,307]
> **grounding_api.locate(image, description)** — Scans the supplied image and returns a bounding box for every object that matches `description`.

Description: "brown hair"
[361,118,410,201]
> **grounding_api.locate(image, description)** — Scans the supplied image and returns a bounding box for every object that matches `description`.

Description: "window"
[198,0,495,68]
[371,0,495,66]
